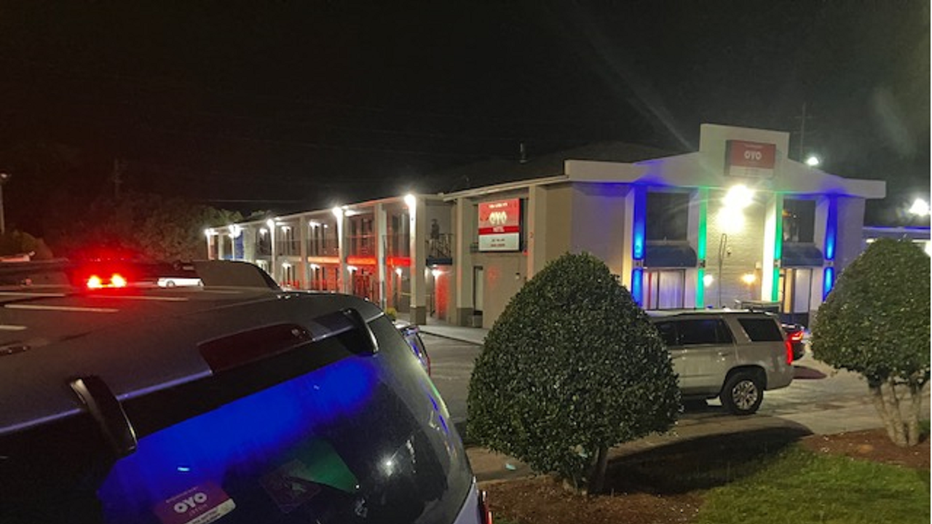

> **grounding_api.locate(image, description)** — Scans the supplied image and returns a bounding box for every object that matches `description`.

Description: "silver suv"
[649,311,795,415]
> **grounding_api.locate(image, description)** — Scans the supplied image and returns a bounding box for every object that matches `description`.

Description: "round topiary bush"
[812,238,930,446]
[466,252,680,493]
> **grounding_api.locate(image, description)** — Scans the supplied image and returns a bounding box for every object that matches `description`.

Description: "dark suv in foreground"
[0,261,489,524]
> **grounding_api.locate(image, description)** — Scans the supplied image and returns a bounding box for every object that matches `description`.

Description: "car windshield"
[2,317,470,524]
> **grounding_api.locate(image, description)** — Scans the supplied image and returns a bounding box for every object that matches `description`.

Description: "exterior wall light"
[741,273,757,285]
[404,193,417,209]
[395,267,403,276]
[266,218,276,229]
[204,229,213,238]
[332,206,344,219]
[703,274,714,287]
[431,268,443,278]
[723,184,754,210]
[909,198,930,217]
[259,228,268,235]
[347,265,357,272]
[805,155,821,167]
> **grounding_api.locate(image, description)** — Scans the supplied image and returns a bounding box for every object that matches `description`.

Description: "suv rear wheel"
[720,371,763,415]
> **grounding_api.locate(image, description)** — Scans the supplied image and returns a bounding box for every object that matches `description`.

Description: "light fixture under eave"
[266,218,276,229]
[723,184,754,210]
[404,194,417,209]
[703,274,714,287]
[805,155,821,167]
[741,273,757,285]
[395,267,403,276]
[332,206,344,219]
[908,198,930,217]
[431,268,443,278]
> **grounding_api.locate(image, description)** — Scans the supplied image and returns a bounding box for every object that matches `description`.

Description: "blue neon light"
[632,187,647,261]
[823,266,835,299]
[98,357,379,517]
[824,197,838,261]
[631,268,644,306]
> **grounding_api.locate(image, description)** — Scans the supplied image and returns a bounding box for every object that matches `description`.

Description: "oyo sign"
[154,483,236,524]
[726,140,776,179]
[478,198,520,252]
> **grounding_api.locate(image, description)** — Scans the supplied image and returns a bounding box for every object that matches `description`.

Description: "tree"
[55,192,243,261]
[812,239,930,446]
[466,253,680,494]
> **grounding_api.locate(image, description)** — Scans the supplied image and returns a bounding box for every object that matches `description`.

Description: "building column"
[624,185,647,305]
[376,203,388,309]
[298,216,309,289]
[689,188,710,308]
[454,197,476,326]
[761,193,784,302]
[243,227,256,263]
[526,186,548,278]
[217,232,226,260]
[333,208,348,294]
[408,196,428,324]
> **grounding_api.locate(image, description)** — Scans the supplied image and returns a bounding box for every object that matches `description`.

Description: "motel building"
[207,124,885,328]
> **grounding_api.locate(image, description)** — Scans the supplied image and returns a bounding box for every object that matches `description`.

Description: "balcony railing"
[348,234,377,257]
[308,240,339,257]
[384,233,410,259]
[427,233,453,260]
[276,240,302,256]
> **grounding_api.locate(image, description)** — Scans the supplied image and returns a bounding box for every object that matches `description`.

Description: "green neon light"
[696,189,708,308]
[771,195,783,302]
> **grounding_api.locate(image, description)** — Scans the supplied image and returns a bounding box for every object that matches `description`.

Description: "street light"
[0,172,11,235]
[908,198,930,217]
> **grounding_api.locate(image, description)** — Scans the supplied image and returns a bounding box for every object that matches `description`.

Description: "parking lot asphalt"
[420,331,932,483]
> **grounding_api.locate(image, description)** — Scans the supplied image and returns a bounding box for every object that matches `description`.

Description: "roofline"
[441,174,569,201]
[222,193,445,229]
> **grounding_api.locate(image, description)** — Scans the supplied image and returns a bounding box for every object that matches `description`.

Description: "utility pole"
[111,158,125,199]
[794,103,816,161]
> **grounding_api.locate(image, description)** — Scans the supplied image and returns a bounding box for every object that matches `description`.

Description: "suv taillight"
[784,339,793,365]
[478,490,493,524]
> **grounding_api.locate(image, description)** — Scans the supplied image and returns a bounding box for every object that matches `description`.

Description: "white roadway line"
[0,292,67,298]
[0,325,27,330]
[4,304,119,313]
[87,295,189,302]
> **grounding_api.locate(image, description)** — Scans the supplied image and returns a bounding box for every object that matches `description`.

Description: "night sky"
[0,1,928,234]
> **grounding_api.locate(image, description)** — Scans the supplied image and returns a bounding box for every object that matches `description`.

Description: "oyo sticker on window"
[153,482,236,524]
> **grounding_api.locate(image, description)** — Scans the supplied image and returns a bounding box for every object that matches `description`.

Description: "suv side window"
[654,322,678,346]
[738,318,784,342]
[676,319,732,346]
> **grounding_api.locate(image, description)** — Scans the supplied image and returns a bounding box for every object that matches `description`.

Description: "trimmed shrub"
[467,252,680,493]
[812,238,930,446]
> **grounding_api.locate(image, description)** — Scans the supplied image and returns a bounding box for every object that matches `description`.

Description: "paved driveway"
[423,333,930,435]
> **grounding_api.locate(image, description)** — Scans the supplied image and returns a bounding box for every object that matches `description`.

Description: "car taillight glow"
[111,273,128,288]
[788,330,804,342]
[478,490,493,524]
[784,339,794,365]
[87,275,103,289]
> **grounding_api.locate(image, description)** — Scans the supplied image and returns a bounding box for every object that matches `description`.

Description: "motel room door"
[644,270,686,310]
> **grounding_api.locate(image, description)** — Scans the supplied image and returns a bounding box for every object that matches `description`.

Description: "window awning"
[782,243,824,267]
[644,243,697,268]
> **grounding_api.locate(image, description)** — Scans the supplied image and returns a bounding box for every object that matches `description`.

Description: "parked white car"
[649,310,795,415]
[157,276,203,288]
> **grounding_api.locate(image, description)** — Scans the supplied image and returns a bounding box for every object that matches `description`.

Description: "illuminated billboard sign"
[478,198,521,251]
[726,140,776,179]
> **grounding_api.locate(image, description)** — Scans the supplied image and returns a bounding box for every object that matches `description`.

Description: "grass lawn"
[696,446,930,524]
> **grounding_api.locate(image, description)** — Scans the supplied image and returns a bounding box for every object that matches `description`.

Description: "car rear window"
[3,316,471,524]
[737,317,784,342]
[676,319,733,346]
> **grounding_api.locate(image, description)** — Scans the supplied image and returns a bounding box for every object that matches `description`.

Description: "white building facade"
[208,124,886,328]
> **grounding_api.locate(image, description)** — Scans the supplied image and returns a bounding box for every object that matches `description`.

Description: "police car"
[0,260,491,524]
